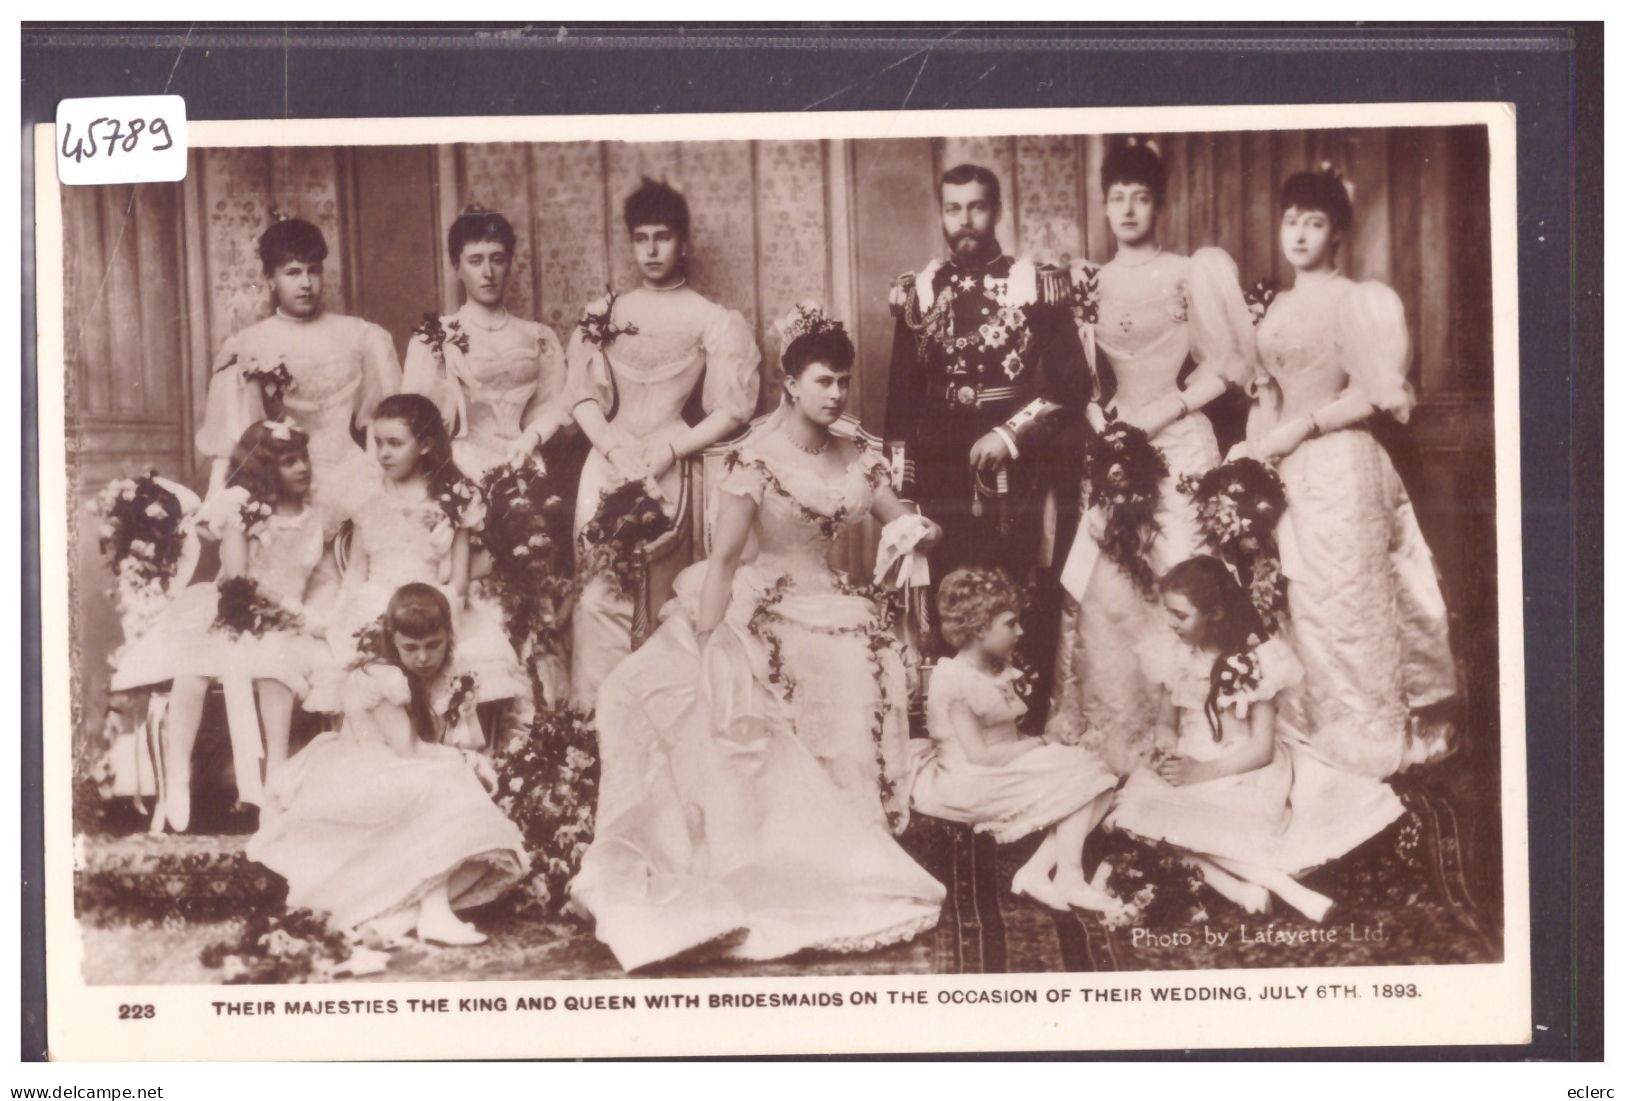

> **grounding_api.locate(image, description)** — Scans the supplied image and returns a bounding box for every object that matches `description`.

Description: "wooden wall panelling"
[350,145,442,358]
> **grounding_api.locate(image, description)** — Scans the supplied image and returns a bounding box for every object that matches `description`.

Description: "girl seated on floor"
[248,582,527,947]
[911,567,1122,915]
[1107,555,1402,921]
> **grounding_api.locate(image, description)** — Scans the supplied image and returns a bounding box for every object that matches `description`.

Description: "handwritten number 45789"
[60,117,175,162]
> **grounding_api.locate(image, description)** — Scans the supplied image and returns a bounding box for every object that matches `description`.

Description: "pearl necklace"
[644,277,688,293]
[1111,245,1163,269]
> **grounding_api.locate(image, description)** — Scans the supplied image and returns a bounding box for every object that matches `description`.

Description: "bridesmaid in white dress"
[401,206,568,480]
[110,420,338,830]
[1048,143,1256,774]
[570,307,945,972]
[1108,556,1405,920]
[1239,169,1457,778]
[250,583,526,945]
[562,179,762,710]
[196,216,401,527]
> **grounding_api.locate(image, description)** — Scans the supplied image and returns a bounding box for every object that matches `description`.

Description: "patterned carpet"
[75,770,1500,985]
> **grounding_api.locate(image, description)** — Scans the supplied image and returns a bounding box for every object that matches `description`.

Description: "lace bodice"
[565,288,761,438]
[198,313,402,462]
[1254,274,1415,422]
[719,443,891,591]
[401,308,566,448]
[352,485,468,591]
[1080,248,1253,415]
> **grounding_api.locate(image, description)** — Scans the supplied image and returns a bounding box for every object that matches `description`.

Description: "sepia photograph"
[36,101,1528,1057]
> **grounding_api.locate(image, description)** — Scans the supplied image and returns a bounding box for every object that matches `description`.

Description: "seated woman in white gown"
[248,583,527,946]
[570,304,947,972]
[1107,556,1404,921]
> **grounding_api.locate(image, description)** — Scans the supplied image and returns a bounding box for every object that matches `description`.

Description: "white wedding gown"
[570,436,945,972]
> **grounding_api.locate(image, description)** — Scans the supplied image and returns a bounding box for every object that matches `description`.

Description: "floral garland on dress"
[739,456,910,834]
[490,705,599,916]
[218,352,297,414]
[474,462,575,659]
[212,576,304,639]
[1083,417,1169,597]
[90,473,190,651]
[1213,644,1267,713]
[412,313,471,356]
[1179,458,1289,627]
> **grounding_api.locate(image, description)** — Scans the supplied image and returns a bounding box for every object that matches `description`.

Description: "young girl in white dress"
[196,216,401,526]
[110,420,339,831]
[401,207,568,479]
[319,393,529,732]
[1108,556,1404,920]
[911,568,1120,914]
[249,583,527,945]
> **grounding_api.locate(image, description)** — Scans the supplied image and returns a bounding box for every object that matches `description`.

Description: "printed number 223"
[118,1004,156,1019]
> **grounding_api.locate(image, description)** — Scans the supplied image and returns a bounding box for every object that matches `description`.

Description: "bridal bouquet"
[91,473,190,647]
[1084,418,1169,596]
[212,576,304,640]
[1243,278,1279,328]
[475,462,575,658]
[491,706,599,916]
[576,479,674,599]
[1180,458,1289,626]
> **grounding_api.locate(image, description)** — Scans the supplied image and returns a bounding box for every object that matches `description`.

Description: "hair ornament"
[1124,134,1162,157]
[1317,160,1357,204]
[263,417,297,442]
[460,202,494,217]
[267,205,291,224]
[774,300,844,350]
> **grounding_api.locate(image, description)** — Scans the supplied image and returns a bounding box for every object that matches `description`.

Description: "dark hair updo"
[257,217,328,275]
[624,177,690,241]
[447,207,517,265]
[782,327,855,379]
[1101,141,1167,207]
[1280,169,1354,232]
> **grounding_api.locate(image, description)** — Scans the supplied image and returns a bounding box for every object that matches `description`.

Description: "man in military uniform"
[886,162,1094,722]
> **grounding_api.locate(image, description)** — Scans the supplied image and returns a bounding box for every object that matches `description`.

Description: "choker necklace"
[787,431,829,456]
[462,307,510,332]
[275,307,318,322]
[645,277,688,293]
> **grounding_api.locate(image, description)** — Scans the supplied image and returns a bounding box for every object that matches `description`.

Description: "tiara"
[1124,134,1163,157]
[774,300,844,350]
[460,202,498,218]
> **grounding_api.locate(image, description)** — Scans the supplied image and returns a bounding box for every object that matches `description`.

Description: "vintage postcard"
[36,100,1529,1059]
